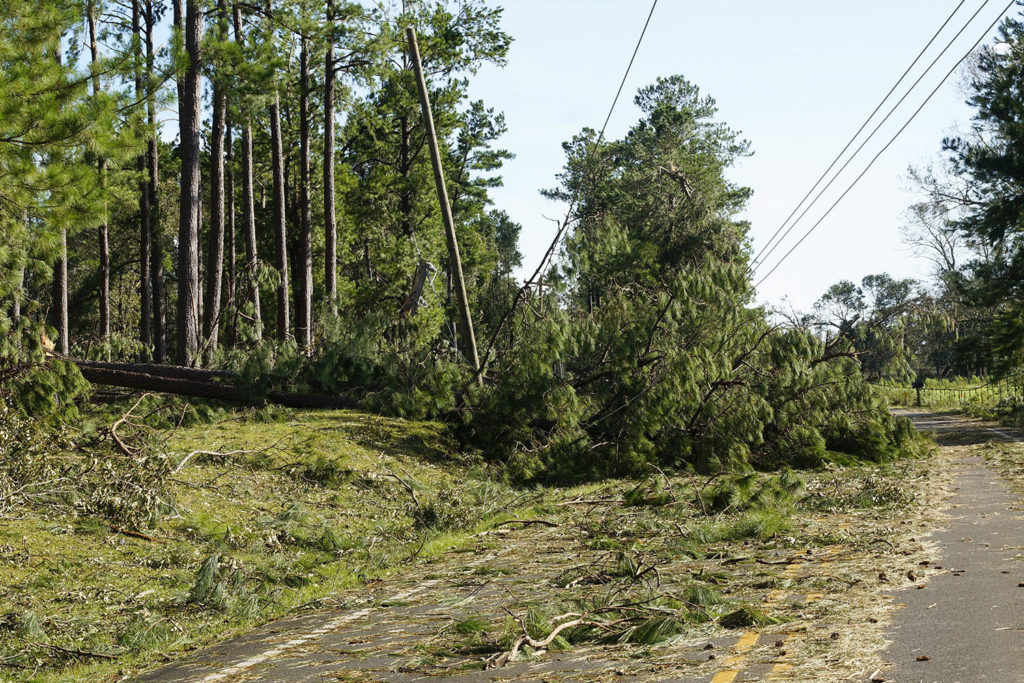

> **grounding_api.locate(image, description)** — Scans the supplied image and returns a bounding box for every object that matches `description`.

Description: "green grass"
[0,401,936,681]
[0,406,574,682]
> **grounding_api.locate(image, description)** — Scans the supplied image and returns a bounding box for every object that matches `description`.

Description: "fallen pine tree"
[69,359,358,410]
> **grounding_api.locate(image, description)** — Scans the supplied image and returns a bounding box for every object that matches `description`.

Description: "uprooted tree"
[462,76,914,481]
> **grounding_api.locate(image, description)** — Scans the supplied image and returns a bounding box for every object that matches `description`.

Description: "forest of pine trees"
[0,0,517,368]
[1,1,919,481]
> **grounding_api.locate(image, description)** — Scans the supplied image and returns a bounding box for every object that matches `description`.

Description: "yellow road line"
[710,631,760,683]
[734,632,760,650]
[767,631,798,680]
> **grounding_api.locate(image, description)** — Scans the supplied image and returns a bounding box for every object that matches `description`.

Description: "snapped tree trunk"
[175,0,203,366]
[323,0,338,315]
[297,36,313,348]
[72,359,358,409]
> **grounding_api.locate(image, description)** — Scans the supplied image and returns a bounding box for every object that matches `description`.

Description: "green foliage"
[187,554,247,611]
[718,606,780,629]
[465,77,915,482]
[684,584,725,606]
[413,485,475,531]
[810,273,921,382]
[453,615,490,636]
[0,322,90,423]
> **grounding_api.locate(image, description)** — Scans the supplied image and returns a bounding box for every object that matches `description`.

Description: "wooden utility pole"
[406,27,482,385]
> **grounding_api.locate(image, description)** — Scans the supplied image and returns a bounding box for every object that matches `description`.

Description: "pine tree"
[296,32,313,348]
[231,1,263,341]
[87,0,110,349]
[940,14,1024,369]
[203,0,231,357]
[173,0,203,366]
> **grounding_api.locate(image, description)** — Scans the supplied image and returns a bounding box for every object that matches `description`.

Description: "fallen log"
[76,365,239,401]
[72,359,236,383]
[74,363,358,410]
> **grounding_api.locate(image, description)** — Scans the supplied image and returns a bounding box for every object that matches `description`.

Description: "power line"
[476,0,659,378]
[526,0,659,283]
[754,0,1015,289]
[598,0,659,142]
[749,0,970,271]
[752,0,994,276]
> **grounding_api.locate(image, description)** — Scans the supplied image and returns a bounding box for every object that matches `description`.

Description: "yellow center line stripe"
[767,632,798,680]
[735,632,760,650]
[710,631,760,683]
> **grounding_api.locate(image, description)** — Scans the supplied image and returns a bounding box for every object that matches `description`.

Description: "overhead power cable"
[474,0,659,380]
[749,0,970,271]
[753,0,1015,289]
[752,0,992,275]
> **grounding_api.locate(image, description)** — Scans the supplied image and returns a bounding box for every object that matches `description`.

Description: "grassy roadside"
[0,407,596,682]
[878,378,1024,428]
[0,403,943,682]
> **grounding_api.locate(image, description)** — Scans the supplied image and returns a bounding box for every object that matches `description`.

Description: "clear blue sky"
[467,0,1014,311]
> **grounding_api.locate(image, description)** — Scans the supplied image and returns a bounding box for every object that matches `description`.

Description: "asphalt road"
[883,411,1024,683]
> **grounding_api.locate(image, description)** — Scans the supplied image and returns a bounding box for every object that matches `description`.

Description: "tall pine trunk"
[133,0,152,358]
[297,37,313,348]
[202,0,229,359]
[323,0,337,316]
[147,0,165,361]
[270,90,290,341]
[87,0,110,349]
[175,0,202,366]
[225,114,237,347]
[232,2,262,341]
[53,228,69,354]
[52,45,68,355]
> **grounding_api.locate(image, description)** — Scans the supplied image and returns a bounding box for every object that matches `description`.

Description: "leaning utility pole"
[406,27,482,385]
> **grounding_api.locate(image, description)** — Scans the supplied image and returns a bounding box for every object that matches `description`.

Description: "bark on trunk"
[297,36,313,348]
[74,361,358,409]
[148,0,165,362]
[134,0,152,358]
[270,91,290,341]
[232,3,263,342]
[51,45,69,356]
[175,0,203,366]
[87,0,110,348]
[75,359,236,382]
[225,114,236,347]
[323,0,338,316]
[53,228,69,355]
[202,0,228,359]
